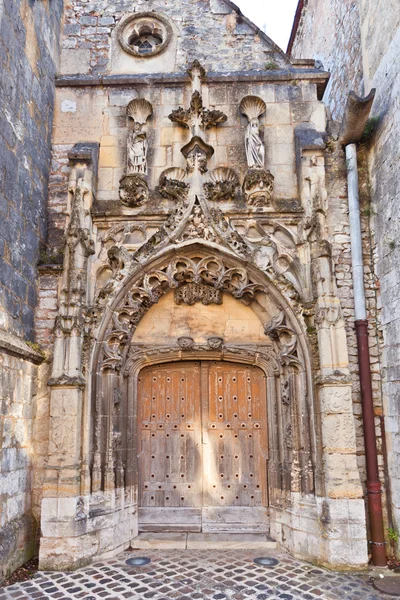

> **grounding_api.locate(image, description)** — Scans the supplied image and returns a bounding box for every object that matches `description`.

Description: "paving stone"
[0,550,394,599]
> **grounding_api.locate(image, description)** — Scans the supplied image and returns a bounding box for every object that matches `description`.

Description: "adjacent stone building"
[1,0,398,579]
[290,0,400,556]
[0,0,63,580]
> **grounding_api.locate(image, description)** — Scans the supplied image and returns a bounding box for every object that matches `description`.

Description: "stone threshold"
[131,533,277,550]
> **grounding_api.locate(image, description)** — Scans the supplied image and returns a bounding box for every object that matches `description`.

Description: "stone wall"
[291,0,400,553]
[60,0,287,77]
[0,0,63,580]
[291,0,363,120]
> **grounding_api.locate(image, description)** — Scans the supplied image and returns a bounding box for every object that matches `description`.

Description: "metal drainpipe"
[340,90,386,566]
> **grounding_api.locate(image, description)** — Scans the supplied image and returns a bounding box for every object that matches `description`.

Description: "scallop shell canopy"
[160,167,186,182]
[126,98,153,124]
[207,167,239,186]
[239,95,266,121]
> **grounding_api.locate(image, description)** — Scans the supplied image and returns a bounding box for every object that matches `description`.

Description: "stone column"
[295,125,368,567]
[40,144,99,570]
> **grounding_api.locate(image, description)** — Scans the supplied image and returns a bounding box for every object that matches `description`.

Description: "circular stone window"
[117,12,172,58]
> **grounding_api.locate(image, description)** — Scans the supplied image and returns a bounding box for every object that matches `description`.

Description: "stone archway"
[88,246,319,525]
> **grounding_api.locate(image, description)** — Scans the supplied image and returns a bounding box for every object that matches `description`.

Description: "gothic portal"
[36,0,369,571]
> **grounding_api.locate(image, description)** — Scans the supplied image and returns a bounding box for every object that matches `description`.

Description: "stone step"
[131,532,277,550]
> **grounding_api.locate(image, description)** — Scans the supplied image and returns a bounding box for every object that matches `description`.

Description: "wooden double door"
[137,361,269,533]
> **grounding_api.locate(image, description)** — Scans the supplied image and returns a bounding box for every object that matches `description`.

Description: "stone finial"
[187,60,206,93]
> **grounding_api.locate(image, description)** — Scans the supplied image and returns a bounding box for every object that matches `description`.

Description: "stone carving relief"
[159,168,190,202]
[243,168,274,207]
[179,205,216,242]
[204,167,240,201]
[178,336,195,351]
[119,174,149,207]
[265,311,302,367]
[119,99,153,207]
[174,282,223,306]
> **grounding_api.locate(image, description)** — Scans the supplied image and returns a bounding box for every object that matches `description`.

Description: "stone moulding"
[116,12,173,58]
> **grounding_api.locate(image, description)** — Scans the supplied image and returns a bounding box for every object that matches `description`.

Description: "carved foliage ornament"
[265,311,302,367]
[174,282,223,306]
[243,168,274,207]
[159,168,189,202]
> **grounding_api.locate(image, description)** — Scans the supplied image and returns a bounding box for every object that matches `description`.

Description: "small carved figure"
[127,122,148,175]
[184,206,213,240]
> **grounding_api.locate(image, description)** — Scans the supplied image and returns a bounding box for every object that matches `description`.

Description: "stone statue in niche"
[240,96,266,169]
[126,98,152,175]
[119,98,153,206]
[127,122,148,175]
[240,95,275,207]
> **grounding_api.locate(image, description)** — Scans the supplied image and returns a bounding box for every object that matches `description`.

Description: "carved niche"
[239,95,275,207]
[119,99,153,207]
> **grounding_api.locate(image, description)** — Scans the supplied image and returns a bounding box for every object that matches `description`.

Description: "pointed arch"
[87,242,322,506]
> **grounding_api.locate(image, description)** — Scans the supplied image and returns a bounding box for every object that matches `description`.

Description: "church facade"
[1,0,389,576]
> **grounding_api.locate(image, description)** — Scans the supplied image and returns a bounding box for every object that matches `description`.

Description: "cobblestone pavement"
[0,549,392,600]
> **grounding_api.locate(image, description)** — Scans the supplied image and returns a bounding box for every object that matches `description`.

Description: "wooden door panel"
[138,362,202,531]
[138,360,269,533]
[204,363,268,511]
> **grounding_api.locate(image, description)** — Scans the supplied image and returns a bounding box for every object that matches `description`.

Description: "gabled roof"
[221,0,293,62]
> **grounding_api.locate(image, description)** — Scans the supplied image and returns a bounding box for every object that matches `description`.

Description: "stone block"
[60,49,91,75]
[265,103,291,125]
[319,385,353,415]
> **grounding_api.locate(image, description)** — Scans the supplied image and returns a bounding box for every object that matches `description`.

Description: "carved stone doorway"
[137,360,269,533]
